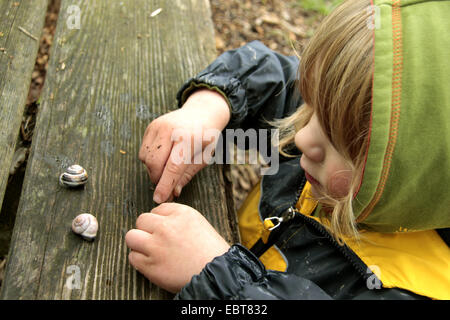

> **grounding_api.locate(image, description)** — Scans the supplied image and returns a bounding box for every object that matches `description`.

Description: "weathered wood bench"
[0,0,239,299]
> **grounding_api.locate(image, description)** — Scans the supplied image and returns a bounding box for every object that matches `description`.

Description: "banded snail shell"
[60,165,88,188]
[71,213,98,241]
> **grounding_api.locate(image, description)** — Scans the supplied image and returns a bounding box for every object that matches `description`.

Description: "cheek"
[326,169,352,198]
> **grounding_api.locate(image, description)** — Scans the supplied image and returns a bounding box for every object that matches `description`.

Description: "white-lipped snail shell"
[71,213,98,241]
[60,164,88,188]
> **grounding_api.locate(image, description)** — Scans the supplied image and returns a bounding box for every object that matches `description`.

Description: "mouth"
[304,171,320,186]
[300,157,321,186]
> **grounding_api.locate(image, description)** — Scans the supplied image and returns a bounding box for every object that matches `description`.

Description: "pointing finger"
[152,129,195,203]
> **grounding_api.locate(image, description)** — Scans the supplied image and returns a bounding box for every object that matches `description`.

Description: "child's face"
[294,110,352,198]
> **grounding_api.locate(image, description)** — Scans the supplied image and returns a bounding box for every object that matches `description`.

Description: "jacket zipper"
[260,176,371,280]
[287,208,370,280]
[261,175,305,235]
[250,176,306,256]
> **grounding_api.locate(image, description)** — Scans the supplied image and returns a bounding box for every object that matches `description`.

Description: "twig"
[18,26,38,41]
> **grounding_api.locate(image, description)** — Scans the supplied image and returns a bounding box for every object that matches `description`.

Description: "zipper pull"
[263,206,299,231]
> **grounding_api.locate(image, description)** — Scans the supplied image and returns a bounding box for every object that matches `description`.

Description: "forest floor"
[210,0,332,56]
[0,0,338,287]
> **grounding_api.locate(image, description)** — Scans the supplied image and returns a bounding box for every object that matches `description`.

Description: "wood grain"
[0,0,48,212]
[1,0,239,300]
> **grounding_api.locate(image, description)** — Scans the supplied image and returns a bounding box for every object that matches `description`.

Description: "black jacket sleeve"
[176,41,302,131]
[174,244,426,300]
[174,244,332,300]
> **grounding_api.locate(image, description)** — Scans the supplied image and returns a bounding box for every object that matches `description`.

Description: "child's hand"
[125,202,231,293]
[139,89,230,203]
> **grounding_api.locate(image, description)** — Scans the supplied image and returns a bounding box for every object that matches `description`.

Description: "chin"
[309,185,320,199]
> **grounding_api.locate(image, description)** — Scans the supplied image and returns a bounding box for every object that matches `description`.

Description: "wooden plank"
[1,0,239,300]
[0,0,49,211]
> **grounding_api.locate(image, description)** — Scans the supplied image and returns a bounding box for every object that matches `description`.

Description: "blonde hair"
[269,0,373,244]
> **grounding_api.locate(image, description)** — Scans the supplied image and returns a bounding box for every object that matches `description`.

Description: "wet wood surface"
[1,0,239,299]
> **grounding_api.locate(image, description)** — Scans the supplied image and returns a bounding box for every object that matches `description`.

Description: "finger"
[135,212,166,233]
[125,229,153,254]
[139,124,157,162]
[128,250,151,273]
[173,184,183,198]
[151,202,185,216]
[173,163,206,197]
[167,191,175,203]
[153,144,189,203]
[144,133,174,184]
[145,166,153,185]
[139,138,157,166]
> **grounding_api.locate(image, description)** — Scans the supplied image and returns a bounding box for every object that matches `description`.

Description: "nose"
[295,127,325,163]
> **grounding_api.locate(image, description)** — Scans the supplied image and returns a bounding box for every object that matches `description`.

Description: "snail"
[71,213,98,241]
[59,164,88,188]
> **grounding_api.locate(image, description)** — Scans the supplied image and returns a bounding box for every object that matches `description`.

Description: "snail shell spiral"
[59,165,88,188]
[71,213,98,241]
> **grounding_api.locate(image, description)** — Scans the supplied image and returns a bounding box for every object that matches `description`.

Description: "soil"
[0,0,327,287]
[211,0,323,56]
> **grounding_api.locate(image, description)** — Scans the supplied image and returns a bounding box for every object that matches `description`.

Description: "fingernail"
[153,192,162,203]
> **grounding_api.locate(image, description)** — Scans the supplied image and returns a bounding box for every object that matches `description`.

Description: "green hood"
[354,0,450,232]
